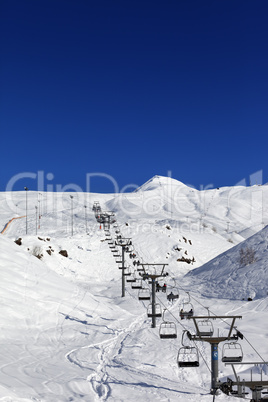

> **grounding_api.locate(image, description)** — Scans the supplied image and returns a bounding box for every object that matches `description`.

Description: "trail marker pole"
[24,187,28,234]
[35,206,38,235]
[84,205,87,233]
[70,195,74,236]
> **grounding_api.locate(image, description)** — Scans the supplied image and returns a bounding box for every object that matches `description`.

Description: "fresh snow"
[0,176,268,401]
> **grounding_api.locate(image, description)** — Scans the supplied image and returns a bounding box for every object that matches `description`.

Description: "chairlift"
[222,342,243,363]
[97,215,106,223]
[138,288,151,301]
[147,303,162,318]
[123,265,132,276]
[179,292,194,319]
[125,245,134,253]
[156,282,167,293]
[179,302,194,319]
[159,310,177,339]
[132,279,143,289]
[197,319,214,337]
[126,274,136,283]
[177,346,199,367]
[167,292,179,302]
[92,201,99,211]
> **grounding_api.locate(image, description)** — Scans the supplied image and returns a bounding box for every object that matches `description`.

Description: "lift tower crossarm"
[141,263,168,276]
[190,316,242,319]
[115,238,132,246]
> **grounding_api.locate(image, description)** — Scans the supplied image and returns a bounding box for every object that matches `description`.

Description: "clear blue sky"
[1,0,268,193]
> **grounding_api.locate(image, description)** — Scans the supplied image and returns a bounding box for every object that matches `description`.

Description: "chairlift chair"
[132,279,143,290]
[167,292,179,302]
[177,346,199,368]
[197,319,214,337]
[222,342,243,363]
[179,302,194,320]
[159,309,177,339]
[147,303,162,318]
[126,274,136,283]
[138,288,151,301]
[159,321,177,339]
[125,245,133,253]
[123,266,132,276]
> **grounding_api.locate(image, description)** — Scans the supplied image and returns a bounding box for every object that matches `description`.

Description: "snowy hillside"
[185,225,268,300]
[0,176,268,401]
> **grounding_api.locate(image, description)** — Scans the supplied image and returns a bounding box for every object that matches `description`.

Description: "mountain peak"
[135,175,187,192]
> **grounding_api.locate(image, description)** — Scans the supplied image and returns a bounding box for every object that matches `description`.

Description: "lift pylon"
[140,264,168,328]
[187,315,243,395]
[221,362,268,400]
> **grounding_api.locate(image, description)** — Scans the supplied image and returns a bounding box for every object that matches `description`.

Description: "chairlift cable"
[242,335,267,364]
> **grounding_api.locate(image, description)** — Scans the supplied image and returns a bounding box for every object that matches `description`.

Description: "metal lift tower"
[187,315,242,395]
[140,264,168,328]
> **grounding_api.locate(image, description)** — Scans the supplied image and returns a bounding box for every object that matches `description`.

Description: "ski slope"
[0,176,268,401]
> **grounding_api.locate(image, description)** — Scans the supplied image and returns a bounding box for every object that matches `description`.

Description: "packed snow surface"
[0,176,268,401]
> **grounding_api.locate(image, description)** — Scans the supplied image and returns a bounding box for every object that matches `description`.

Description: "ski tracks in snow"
[66,313,146,401]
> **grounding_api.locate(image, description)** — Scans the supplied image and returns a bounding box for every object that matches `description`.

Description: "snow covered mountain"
[0,176,268,401]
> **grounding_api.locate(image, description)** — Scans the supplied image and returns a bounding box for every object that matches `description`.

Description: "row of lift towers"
[92,201,268,401]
